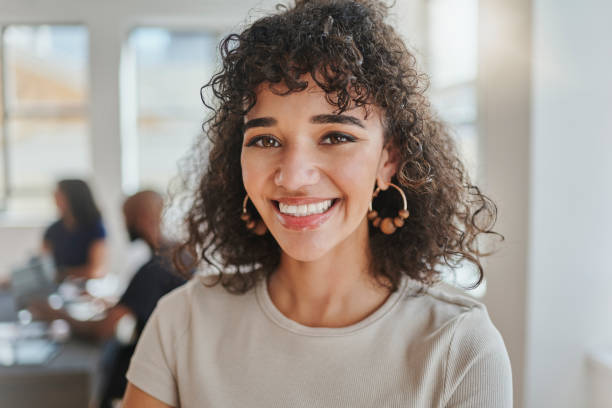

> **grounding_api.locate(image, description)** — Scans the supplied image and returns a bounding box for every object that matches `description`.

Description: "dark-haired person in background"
[31,190,188,408]
[98,190,188,408]
[43,179,107,281]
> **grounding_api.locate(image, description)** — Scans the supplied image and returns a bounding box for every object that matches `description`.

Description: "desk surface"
[0,290,103,407]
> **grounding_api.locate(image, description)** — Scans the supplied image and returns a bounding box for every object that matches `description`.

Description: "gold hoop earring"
[367,182,410,235]
[241,195,267,236]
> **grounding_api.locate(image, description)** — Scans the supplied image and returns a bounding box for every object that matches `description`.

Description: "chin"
[274,233,337,263]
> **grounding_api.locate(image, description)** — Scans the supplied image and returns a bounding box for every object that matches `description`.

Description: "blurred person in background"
[32,190,188,407]
[98,190,189,408]
[43,179,107,281]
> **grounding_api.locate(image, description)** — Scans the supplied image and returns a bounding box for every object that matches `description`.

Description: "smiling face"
[240,78,397,263]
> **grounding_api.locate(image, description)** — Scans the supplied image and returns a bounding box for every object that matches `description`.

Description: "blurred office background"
[0,0,610,407]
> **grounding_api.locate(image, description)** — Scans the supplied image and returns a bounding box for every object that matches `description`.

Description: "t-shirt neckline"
[255,275,409,337]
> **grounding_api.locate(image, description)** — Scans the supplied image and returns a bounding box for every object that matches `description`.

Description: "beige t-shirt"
[126,275,512,407]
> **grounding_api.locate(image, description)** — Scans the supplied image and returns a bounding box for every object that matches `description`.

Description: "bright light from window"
[428,0,483,296]
[428,0,478,89]
[2,25,90,214]
[126,28,217,193]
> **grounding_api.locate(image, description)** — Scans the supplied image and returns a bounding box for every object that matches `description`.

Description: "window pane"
[129,28,217,191]
[428,0,478,88]
[430,84,477,125]
[427,0,479,181]
[453,123,479,184]
[1,25,90,212]
[7,117,90,193]
[137,119,199,189]
[0,51,6,208]
[3,25,89,110]
[427,0,482,295]
[430,85,479,178]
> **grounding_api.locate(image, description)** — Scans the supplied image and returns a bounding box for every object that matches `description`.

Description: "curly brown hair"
[176,0,500,293]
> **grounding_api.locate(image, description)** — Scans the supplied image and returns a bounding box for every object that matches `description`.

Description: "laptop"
[10,255,57,310]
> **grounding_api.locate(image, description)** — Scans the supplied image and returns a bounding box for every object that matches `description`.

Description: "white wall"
[478,0,532,405]
[526,0,612,406]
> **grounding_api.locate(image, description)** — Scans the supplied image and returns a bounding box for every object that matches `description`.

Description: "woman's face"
[54,189,69,217]
[241,78,397,262]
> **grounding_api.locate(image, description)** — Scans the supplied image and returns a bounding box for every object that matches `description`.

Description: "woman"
[43,179,106,280]
[124,1,512,406]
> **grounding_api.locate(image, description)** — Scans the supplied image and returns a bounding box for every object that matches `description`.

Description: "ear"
[376,144,400,191]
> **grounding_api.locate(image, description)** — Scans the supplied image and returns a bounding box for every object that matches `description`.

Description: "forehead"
[245,79,382,125]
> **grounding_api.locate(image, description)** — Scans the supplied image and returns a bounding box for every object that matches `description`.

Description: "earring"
[367,182,410,235]
[241,195,267,236]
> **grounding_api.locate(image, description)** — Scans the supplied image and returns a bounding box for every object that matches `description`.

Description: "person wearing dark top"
[31,190,188,407]
[99,247,186,408]
[98,190,188,408]
[43,179,107,280]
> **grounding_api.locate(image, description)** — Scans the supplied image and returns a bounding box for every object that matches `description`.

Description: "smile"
[272,198,339,230]
[278,199,333,217]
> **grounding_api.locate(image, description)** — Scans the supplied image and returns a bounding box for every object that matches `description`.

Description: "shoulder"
[420,284,503,346]
[151,274,243,329]
[89,219,106,239]
[122,254,184,296]
[396,281,509,365]
[44,220,64,239]
[132,255,185,290]
[159,273,230,301]
[413,287,513,405]
[399,281,496,332]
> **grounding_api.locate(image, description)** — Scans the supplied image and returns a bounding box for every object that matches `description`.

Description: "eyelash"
[321,132,357,144]
[245,132,357,148]
[246,135,281,148]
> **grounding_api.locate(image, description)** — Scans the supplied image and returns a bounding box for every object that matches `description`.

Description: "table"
[0,291,103,408]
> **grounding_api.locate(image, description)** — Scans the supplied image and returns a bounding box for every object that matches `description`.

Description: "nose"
[274,144,320,190]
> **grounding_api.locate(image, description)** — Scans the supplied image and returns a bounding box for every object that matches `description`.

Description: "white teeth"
[278,200,333,216]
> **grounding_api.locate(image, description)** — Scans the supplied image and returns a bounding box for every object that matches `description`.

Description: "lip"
[271,198,339,231]
[274,197,335,205]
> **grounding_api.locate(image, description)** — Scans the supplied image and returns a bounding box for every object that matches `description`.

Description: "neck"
[144,230,166,252]
[268,219,390,328]
[62,214,77,230]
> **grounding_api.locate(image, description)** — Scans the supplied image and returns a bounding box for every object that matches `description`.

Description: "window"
[1,25,90,215]
[427,0,485,295]
[427,0,479,179]
[123,27,218,194]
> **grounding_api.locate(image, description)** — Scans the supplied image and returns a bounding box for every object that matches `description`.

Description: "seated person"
[32,190,189,408]
[43,179,107,281]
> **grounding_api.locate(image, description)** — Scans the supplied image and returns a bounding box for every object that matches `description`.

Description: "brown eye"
[247,135,281,148]
[321,132,356,145]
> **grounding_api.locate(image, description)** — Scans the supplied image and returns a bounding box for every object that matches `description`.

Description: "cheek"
[240,152,250,186]
[241,151,271,205]
[332,150,380,209]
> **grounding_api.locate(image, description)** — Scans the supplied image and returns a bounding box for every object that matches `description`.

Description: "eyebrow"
[242,113,365,132]
[243,117,277,132]
[310,114,365,128]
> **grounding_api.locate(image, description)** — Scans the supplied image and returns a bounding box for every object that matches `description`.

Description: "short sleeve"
[92,219,106,240]
[126,299,183,407]
[43,221,59,243]
[442,306,513,408]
